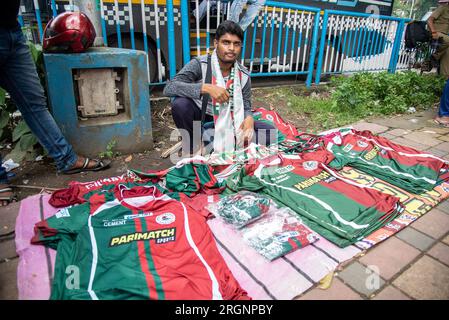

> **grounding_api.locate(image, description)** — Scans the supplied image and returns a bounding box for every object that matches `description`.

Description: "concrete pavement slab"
[402,132,441,147]
[411,208,449,239]
[442,235,449,245]
[390,137,429,151]
[352,122,389,134]
[378,132,397,140]
[0,258,18,300]
[0,238,17,261]
[419,147,448,158]
[427,242,449,267]
[421,127,449,135]
[395,228,436,251]
[371,118,425,131]
[372,286,411,300]
[359,237,421,280]
[337,262,385,297]
[0,201,20,237]
[298,278,362,300]
[436,199,449,215]
[393,256,449,299]
[438,135,449,142]
[387,129,411,136]
[434,142,449,153]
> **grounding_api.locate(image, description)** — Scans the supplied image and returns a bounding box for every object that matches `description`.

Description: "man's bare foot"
[0,184,17,207]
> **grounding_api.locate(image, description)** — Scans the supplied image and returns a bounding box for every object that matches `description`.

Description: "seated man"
[163,20,275,156]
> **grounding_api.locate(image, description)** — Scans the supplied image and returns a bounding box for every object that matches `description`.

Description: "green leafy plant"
[99,140,118,159]
[330,71,445,115]
[283,71,445,132]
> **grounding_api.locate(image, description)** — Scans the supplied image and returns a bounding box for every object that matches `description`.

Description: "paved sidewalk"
[1,107,449,300]
[298,108,449,300]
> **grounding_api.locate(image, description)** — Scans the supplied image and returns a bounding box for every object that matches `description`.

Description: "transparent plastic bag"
[240,206,320,261]
[206,191,271,228]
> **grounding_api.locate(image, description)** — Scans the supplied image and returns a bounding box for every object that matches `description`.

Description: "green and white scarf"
[210,50,245,155]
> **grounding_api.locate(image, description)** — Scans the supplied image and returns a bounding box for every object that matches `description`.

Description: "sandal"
[434,117,449,128]
[0,187,18,206]
[62,158,111,175]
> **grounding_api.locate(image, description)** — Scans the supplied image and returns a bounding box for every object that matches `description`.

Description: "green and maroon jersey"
[226,149,403,247]
[32,185,249,300]
[252,107,300,142]
[324,129,449,194]
[49,161,225,208]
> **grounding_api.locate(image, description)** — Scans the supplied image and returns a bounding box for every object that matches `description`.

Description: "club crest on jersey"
[109,227,176,246]
[55,208,70,219]
[357,140,369,148]
[156,212,176,225]
[343,144,353,152]
[265,114,274,121]
[303,161,318,171]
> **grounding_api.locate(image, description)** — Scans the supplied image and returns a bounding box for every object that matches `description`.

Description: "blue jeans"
[193,0,229,22]
[229,0,265,31]
[439,79,449,118]
[0,25,77,183]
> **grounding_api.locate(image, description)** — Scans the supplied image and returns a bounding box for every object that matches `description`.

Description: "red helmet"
[43,12,96,53]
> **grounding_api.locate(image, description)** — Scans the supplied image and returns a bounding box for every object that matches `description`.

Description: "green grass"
[280,71,446,132]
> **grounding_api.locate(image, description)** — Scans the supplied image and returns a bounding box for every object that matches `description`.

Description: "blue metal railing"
[20,0,411,88]
[315,9,409,84]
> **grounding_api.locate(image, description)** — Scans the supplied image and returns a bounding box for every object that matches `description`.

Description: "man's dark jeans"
[171,97,277,154]
[0,25,77,183]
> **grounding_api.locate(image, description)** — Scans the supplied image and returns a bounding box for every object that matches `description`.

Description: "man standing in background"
[428,0,449,78]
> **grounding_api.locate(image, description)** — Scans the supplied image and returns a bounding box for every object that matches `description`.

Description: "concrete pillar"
[74,0,104,46]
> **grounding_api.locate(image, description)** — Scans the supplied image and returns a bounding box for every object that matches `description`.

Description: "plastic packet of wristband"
[206,191,271,228]
[240,206,320,261]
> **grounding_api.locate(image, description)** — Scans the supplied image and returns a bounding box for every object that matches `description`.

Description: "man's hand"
[432,31,439,40]
[239,116,255,146]
[201,84,230,104]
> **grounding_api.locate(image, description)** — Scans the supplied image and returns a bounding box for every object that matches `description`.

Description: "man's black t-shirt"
[0,0,20,29]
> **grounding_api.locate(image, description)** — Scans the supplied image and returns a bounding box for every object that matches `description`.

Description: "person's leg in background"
[0,27,110,179]
[438,46,449,79]
[435,77,449,126]
[229,0,246,26]
[433,33,449,61]
[237,0,265,31]
[193,0,218,22]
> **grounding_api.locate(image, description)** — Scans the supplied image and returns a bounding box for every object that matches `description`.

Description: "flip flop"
[62,158,111,175]
[434,118,449,128]
[0,187,18,206]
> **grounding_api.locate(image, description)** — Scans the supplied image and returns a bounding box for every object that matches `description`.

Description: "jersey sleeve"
[225,163,265,193]
[31,203,90,248]
[327,155,351,170]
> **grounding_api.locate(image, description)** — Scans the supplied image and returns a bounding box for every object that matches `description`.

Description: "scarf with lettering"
[210,50,245,154]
